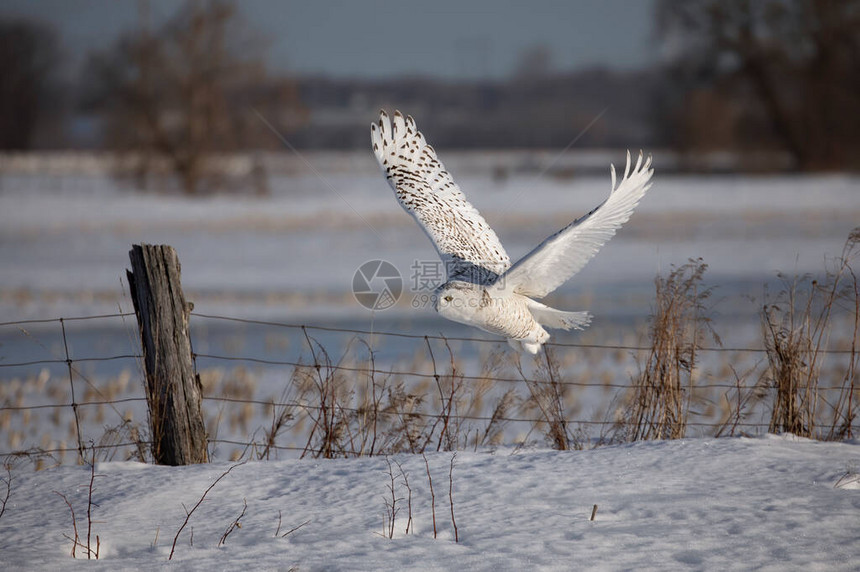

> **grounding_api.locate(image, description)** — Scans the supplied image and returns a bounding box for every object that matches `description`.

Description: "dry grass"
[714,362,768,438]
[0,461,11,520]
[4,236,860,465]
[169,460,247,560]
[616,258,719,442]
[762,228,860,439]
[255,334,524,458]
[516,347,579,450]
[55,444,101,559]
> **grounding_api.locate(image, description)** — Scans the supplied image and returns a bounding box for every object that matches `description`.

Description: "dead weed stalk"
[763,228,860,439]
[619,258,719,441]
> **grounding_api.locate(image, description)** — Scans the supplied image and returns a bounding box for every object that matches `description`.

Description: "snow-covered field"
[2,154,859,444]
[1,436,859,570]
[1,152,859,568]
[1,155,858,325]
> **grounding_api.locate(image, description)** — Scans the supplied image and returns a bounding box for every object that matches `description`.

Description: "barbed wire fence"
[1,305,857,467]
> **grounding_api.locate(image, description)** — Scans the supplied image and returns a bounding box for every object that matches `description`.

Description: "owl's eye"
[443,295,453,302]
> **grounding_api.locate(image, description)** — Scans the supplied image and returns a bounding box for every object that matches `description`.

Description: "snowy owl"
[371,110,653,354]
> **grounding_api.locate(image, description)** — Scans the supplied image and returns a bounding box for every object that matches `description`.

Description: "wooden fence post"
[127,243,207,465]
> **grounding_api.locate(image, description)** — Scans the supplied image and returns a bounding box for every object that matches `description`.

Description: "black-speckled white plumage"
[371,110,653,353]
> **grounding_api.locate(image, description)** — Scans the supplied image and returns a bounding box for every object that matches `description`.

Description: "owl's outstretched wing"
[494,151,653,299]
[371,110,510,283]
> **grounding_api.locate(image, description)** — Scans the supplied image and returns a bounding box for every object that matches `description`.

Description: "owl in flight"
[371,110,653,353]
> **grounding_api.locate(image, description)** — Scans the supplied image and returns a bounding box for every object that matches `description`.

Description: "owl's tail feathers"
[526,300,592,331]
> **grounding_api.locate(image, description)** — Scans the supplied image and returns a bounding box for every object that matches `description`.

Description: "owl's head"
[434,281,487,326]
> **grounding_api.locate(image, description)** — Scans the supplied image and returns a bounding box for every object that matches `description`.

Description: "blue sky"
[2,0,657,78]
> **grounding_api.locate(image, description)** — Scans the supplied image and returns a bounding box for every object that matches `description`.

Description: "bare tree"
[85,0,302,194]
[656,0,860,170]
[0,19,60,150]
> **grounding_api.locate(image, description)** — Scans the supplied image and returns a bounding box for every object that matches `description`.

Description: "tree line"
[2,0,858,193]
